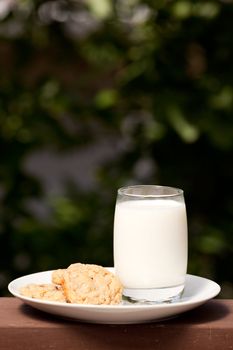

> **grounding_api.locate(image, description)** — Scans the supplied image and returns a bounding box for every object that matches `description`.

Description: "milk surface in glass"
[114,198,188,290]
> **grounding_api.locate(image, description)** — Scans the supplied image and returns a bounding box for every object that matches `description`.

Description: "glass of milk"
[114,185,188,303]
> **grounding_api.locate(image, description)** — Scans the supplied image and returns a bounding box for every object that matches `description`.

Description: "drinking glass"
[113,185,188,303]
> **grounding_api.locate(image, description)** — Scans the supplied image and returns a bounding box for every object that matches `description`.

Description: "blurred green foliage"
[0,0,233,297]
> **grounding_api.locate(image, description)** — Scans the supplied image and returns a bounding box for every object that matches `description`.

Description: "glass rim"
[117,185,183,198]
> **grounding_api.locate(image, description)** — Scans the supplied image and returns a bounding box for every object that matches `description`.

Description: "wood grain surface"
[0,298,232,350]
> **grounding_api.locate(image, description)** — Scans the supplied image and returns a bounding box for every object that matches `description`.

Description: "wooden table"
[0,298,232,350]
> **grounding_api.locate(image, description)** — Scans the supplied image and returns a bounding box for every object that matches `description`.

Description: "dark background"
[0,0,233,297]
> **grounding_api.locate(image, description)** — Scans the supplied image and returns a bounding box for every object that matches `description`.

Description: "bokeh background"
[0,0,233,297]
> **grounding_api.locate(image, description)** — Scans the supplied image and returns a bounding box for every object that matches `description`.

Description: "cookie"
[52,269,65,285]
[62,263,123,305]
[20,283,66,302]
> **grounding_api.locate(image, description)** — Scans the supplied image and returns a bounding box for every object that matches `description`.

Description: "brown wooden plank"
[0,298,232,350]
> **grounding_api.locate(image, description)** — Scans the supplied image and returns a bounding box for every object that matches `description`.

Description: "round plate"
[8,269,220,324]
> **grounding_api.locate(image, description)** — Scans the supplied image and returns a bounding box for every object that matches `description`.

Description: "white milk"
[114,199,188,289]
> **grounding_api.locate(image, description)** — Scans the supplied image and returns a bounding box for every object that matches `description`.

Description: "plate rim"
[8,269,221,310]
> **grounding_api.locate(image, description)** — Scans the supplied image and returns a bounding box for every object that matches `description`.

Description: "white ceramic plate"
[8,269,220,324]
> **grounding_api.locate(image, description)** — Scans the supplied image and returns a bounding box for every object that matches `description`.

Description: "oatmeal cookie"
[20,283,66,302]
[52,269,65,285]
[62,263,123,305]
